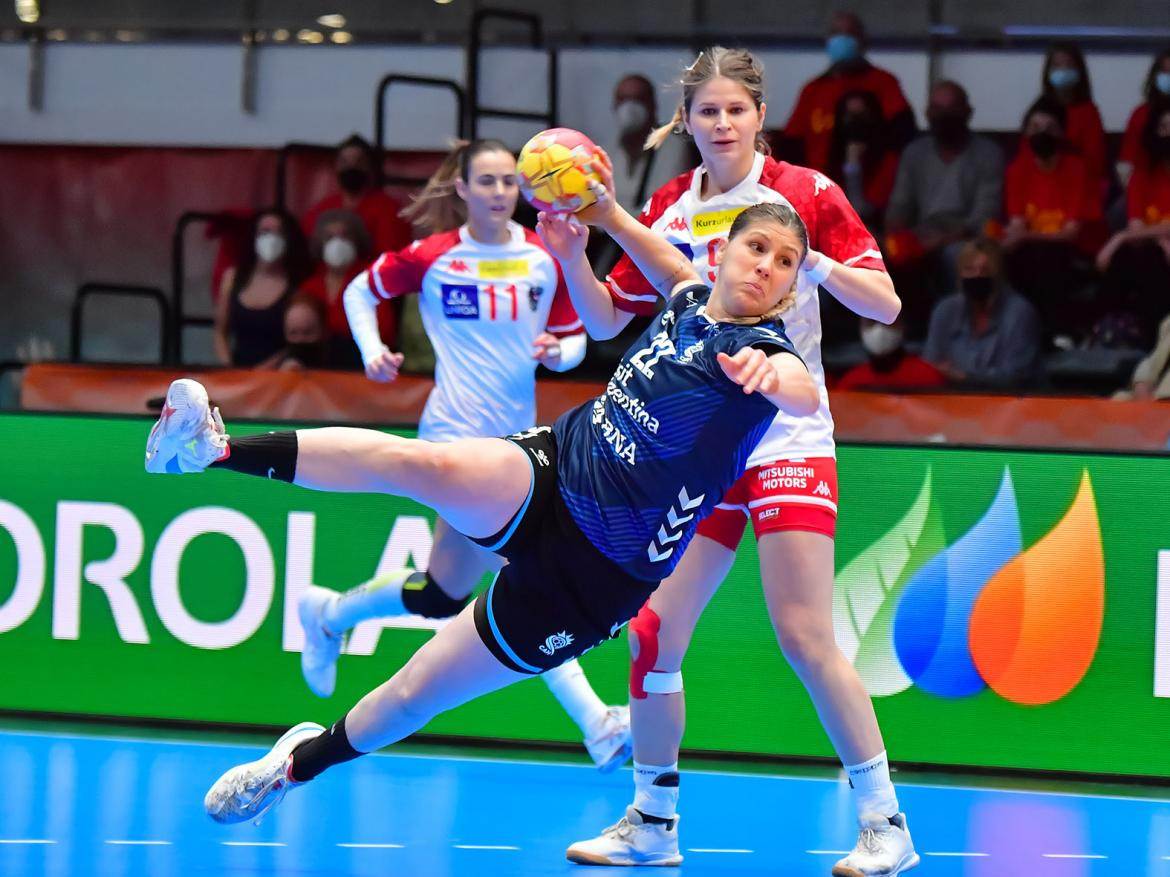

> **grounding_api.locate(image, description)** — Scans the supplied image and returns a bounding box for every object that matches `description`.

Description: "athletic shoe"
[565,805,682,866]
[144,378,228,474]
[298,586,343,698]
[204,721,324,825]
[584,704,633,773]
[832,812,920,876]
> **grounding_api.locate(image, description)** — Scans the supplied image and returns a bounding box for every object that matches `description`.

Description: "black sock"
[210,431,298,482]
[401,571,471,619]
[289,714,364,782]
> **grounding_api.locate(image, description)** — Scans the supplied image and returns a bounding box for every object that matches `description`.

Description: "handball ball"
[517,127,602,213]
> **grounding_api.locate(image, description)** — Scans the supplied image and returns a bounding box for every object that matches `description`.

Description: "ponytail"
[401,138,513,236]
[645,104,684,151]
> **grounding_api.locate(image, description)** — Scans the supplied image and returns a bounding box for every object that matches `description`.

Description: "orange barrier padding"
[19,364,603,427]
[830,391,1170,451]
[19,366,1170,450]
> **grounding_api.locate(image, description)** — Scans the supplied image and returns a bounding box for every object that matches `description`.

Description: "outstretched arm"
[716,348,819,416]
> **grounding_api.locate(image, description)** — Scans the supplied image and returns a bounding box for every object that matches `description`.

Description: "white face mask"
[615,100,650,133]
[322,236,357,269]
[860,323,904,357]
[254,231,286,264]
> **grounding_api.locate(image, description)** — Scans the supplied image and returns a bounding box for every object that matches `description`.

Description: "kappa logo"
[813,481,832,498]
[538,630,575,656]
[664,216,688,232]
[449,258,469,273]
[812,172,836,195]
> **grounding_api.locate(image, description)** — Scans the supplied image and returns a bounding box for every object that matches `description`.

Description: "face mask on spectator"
[1047,68,1080,90]
[615,100,649,134]
[338,167,370,195]
[826,34,860,65]
[928,113,967,148]
[255,232,286,263]
[287,342,324,368]
[1157,72,1170,96]
[861,323,903,357]
[840,114,878,145]
[323,236,357,269]
[1029,130,1061,159]
[961,276,995,303]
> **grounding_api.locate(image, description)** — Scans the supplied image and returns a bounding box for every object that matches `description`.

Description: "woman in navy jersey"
[144,198,819,832]
[290,139,634,771]
[565,47,917,877]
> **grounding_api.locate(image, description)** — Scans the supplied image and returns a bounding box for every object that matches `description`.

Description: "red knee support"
[629,604,661,700]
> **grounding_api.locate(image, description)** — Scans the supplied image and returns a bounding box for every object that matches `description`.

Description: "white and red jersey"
[606,152,885,464]
[365,220,583,442]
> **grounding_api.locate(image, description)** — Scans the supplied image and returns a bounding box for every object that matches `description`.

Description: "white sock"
[633,761,679,820]
[541,659,608,733]
[845,750,899,819]
[323,569,413,634]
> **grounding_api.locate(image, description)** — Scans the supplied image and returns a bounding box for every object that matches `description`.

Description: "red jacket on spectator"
[836,354,945,391]
[302,190,413,261]
[1120,103,1151,166]
[1006,150,1099,232]
[1127,162,1170,224]
[1063,99,1107,189]
[301,263,398,349]
[784,64,911,172]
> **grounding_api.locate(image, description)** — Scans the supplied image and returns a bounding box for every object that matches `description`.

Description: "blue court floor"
[1,727,1169,876]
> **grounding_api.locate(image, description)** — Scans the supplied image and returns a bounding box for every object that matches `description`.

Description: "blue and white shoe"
[144,378,228,474]
[204,722,325,825]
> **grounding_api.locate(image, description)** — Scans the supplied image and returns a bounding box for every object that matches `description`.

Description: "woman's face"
[711,220,802,318]
[684,77,766,169]
[257,213,283,235]
[959,251,994,279]
[456,149,519,232]
[284,302,322,344]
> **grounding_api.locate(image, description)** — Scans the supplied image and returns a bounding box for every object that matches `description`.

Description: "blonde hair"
[645,46,770,155]
[717,203,807,323]
[400,138,513,236]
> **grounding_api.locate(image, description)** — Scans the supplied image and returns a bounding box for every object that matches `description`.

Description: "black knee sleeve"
[401,571,470,619]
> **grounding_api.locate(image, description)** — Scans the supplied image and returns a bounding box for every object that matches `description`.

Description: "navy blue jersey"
[553,284,803,581]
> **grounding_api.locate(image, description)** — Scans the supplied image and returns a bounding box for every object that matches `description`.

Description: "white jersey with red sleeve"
[366,220,583,443]
[605,152,886,463]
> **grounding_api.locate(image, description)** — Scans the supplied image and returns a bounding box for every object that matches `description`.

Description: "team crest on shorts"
[538,630,575,656]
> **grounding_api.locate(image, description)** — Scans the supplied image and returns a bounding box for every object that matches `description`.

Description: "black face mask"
[1028,131,1061,160]
[338,167,370,195]
[840,114,877,144]
[286,342,324,368]
[1152,135,1170,161]
[929,114,968,148]
[961,276,995,303]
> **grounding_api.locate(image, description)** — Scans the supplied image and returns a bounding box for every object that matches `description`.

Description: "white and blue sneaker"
[204,722,324,825]
[832,812,920,876]
[584,705,633,773]
[144,378,228,474]
[298,586,344,698]
[566,805,682,866]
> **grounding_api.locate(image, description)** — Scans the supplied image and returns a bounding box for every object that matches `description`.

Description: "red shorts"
[695,457,838,550]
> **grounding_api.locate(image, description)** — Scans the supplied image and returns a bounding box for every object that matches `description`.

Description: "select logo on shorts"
[833,467,1104,706]
[441,283,480,319]
[538,630,575,656]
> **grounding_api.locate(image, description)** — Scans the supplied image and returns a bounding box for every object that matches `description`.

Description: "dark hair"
[722,203,808,322]
[646,46,769,155]
[826,89,887,179]
[1141,103,1170,168]
[1042,42,1093,104]
[231,207,311,297]
[337,134,378,171]
[310,207,371,262]
[401,139,514,235]
[1143,46,1170,102]
[1022,95,1068,132]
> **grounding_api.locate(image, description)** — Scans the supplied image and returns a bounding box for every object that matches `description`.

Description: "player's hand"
[577,148,620,229]
[364,347,405,383]
[532,332,563,368]
[536,211,589,262]
[717,349,779,396]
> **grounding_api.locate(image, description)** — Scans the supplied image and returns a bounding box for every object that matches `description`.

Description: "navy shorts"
[469,427,657,674]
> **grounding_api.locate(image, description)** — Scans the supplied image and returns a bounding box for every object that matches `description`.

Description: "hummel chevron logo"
[647,486,707,563]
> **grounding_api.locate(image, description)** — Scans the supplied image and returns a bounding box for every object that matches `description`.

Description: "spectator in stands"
[1039,43,1106,194]
[825,89,899,236]
[214,208,311,367]
[782,10,915,172]
[885,80,1003,333]
[836,315,945,391]
[1096,104,1170,342]
[1118,47,1170,188]
[924,238,1043,389]
[257,292,331,371]
[302,134,413,258]
[1002,96,1097,342]
[301,208,391,369]
[1114,314,1170,400]
[608,73,689,215]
